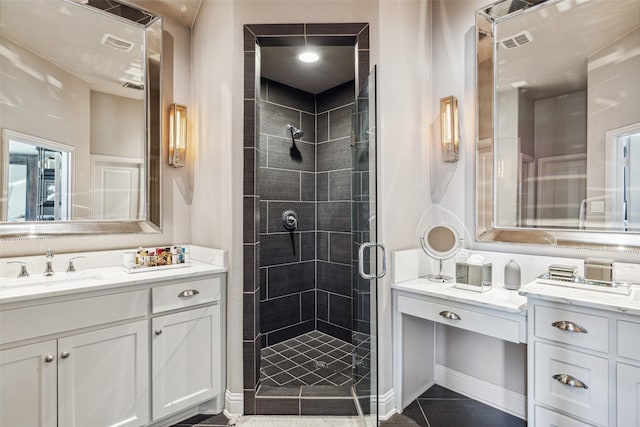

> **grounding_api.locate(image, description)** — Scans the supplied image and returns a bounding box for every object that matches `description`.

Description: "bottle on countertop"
[504,259,521,290]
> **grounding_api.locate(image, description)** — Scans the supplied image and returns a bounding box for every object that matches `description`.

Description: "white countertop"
[392,278,528,315]
[0,260,227,305]
[519,280,640,315]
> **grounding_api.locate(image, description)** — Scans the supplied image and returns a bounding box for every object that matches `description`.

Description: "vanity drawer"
[617,320,640,361]
[152,276,221,313]
[0,289,148,345]
[534,305,608,353]
[534,342,608,426]
[534,405,596,427]
[396,294,523,343]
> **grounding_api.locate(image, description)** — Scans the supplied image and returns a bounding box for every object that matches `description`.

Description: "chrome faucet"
[44,249,54,276]
[7,261,29,278]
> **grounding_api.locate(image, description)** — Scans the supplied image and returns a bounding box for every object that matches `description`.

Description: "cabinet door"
[0,341,57,427]
[152,305,220,420]
[58,320,149,427]
[617,363,640,426]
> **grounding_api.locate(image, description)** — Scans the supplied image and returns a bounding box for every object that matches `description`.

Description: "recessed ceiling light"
[298,51,319,63]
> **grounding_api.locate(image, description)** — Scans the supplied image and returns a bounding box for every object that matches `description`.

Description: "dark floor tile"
[380,412,422,427]
[194,413,230,426]
[419,398,526,427]
[300,398,357,416]
[257,384,300,397]
[255,397,300,415]
[396,400,429,427]
[270,371,295,385]
[300,384,353,397]
[418,384,468,399]
[171,413,229,427]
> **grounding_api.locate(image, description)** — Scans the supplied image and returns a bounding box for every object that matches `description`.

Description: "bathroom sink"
[0,272,103,288]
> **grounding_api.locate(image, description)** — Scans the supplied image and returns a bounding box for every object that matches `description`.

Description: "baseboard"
[224,389,244,417]
[435,364,526,420]
[378,388,397,421]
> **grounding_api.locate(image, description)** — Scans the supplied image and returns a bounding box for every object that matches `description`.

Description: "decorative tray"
[122,262,191,274]
[536,273,631,296]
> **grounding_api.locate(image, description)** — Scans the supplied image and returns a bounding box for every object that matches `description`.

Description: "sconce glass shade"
[169,103,187,167]
[440,96,460,162]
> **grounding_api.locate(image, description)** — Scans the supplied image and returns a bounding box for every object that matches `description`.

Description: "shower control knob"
[282,210,298,231]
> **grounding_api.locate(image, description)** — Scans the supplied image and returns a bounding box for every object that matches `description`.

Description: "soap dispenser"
[504,259,521,290]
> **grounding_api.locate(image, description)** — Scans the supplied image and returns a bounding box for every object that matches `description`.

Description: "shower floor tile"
[260,330,354,387]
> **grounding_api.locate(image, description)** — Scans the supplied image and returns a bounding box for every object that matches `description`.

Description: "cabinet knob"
[439,310,461,321]
[553,373,588,389]
[551,320,588,333]
[155,329,163,336]
[60,351,70,359]
[178,289,200,298]
[44,354,55,363]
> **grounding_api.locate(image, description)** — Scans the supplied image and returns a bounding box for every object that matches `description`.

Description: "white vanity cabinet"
[0,267,226,427]
[57,321,149,427]
[527,297,640,427]
[151,277,223,421]
[0,341,57,427]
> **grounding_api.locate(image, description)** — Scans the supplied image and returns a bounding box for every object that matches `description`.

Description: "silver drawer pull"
[60,351,70,359]
[553,374,589,389]
[439,310,461,321]
[44,354,55,363]
[178,289,200,298]
[552,320,588,334]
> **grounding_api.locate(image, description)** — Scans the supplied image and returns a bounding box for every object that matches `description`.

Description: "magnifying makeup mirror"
[419,224,462,282]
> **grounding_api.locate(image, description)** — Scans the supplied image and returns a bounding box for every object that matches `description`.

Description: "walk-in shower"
[242,23,377,424]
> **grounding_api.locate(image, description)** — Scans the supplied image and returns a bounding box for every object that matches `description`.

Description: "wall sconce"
[440,96,460,162]
[169,103,187,167]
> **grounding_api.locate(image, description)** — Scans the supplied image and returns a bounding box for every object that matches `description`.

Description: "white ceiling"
[125,0,203,28]
[124,0,355,94]
[496,0,639,100]
[261,45,355,94]
[0,0,147,100]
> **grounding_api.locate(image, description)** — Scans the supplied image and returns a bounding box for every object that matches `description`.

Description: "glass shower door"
[352,66,381,426]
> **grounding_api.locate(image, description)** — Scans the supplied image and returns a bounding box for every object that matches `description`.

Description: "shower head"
[287,124,304,139]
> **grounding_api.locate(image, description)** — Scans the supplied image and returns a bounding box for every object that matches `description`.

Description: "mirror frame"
[0,2,162,240]
[475,0,640,253]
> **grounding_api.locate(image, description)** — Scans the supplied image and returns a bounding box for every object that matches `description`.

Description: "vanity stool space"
[392,279,527,414]
[522,283,640,427]
[0,266,226,427]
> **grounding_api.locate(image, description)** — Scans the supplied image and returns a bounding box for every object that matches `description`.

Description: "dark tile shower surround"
[243,22,370,415]
[259,76,356,347]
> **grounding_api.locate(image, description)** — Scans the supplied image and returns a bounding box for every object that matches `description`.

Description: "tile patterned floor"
[172,385,526,427]
[383,385,526,427]
[260,331,353,387]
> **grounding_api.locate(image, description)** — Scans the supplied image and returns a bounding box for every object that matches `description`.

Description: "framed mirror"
[476,0,640,252]
[0,0,162,239]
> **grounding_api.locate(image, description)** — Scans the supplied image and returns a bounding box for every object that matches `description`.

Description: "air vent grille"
[500,31,533,49]
[122,82,144,90]
[101,34,134,52]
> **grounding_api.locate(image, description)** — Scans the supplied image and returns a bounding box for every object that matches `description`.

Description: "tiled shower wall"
[258,78,356,346]
[243,23,370,414]
[259,78,317,346]
[316,82,356,342]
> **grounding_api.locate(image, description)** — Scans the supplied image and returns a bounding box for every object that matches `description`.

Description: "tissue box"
[455,262,492,292]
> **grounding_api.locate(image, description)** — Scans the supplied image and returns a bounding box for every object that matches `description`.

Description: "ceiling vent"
[122,82,144,90]
[101,34,134,52]
[500,31,532,49]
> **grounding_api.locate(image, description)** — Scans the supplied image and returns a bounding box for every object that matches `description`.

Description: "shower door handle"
[358,242,387,280]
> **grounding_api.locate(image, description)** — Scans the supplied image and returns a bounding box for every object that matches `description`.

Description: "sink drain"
[313,361,328,369]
